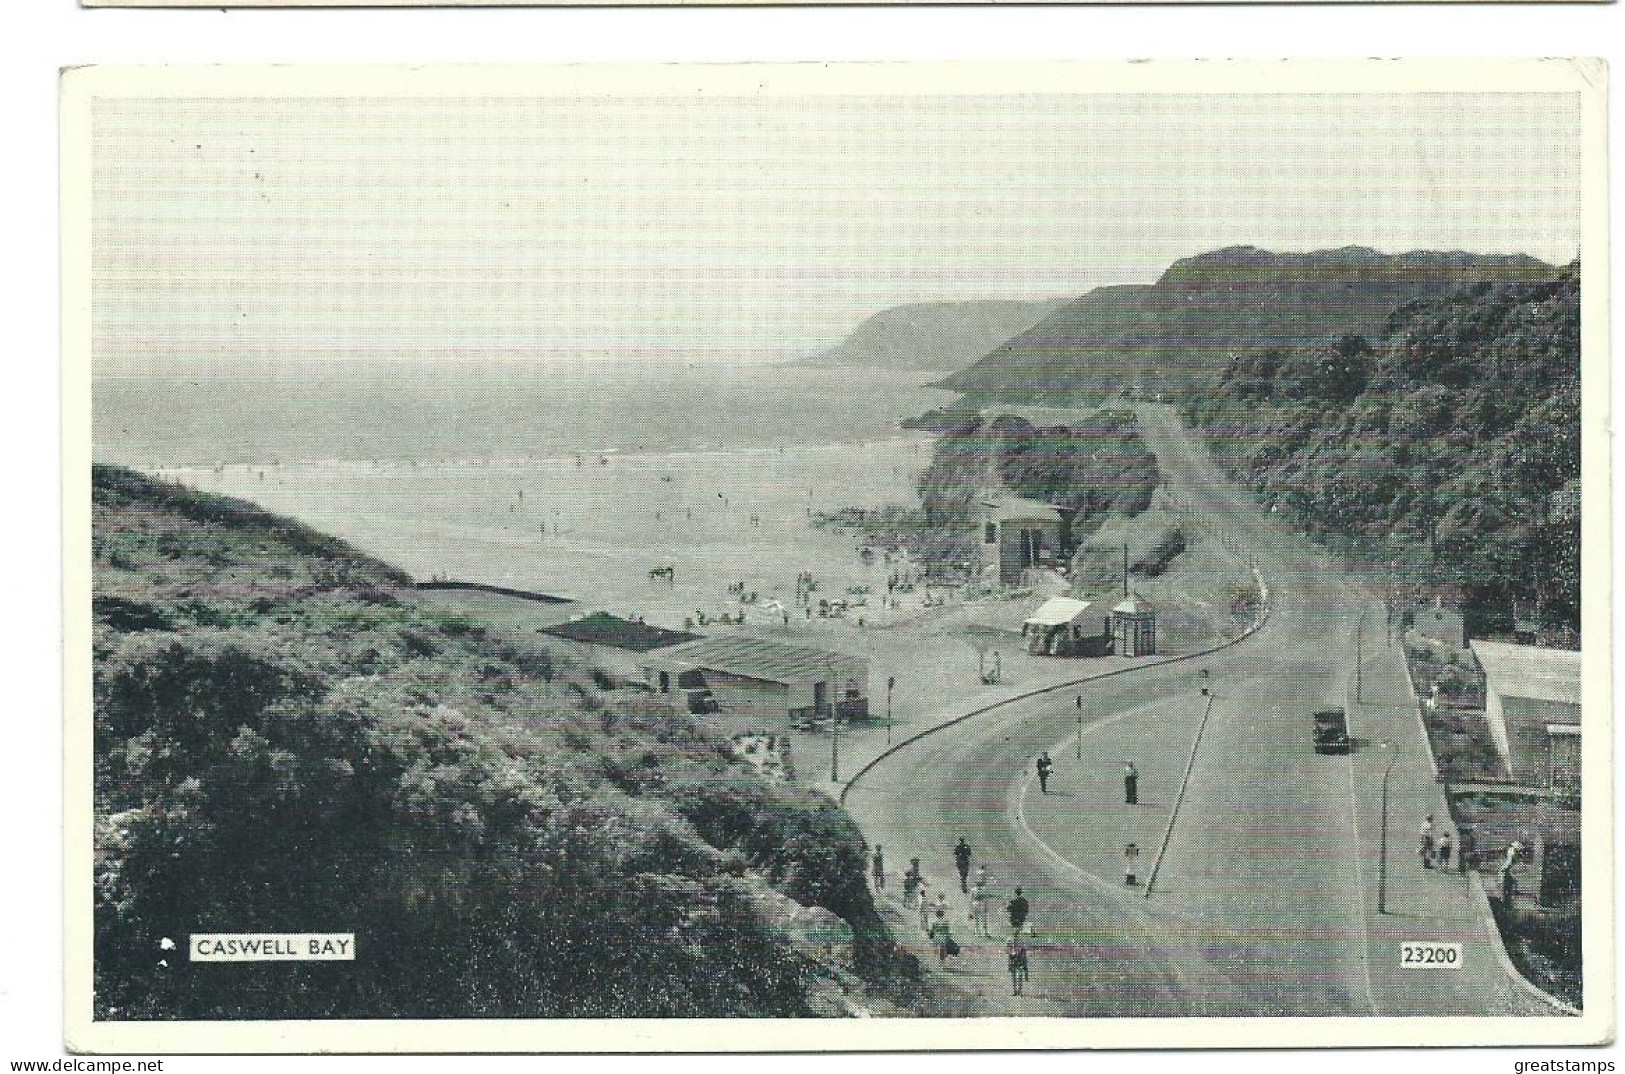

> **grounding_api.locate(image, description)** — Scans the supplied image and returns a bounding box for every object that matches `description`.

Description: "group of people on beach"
[871,840,1032,996]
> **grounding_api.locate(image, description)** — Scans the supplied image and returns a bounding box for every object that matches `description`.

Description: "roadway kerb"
[1353,611,1580,1017]
[839,568,1270,808]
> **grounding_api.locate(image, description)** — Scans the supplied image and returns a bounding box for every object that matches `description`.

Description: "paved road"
[843,404,1557,1017]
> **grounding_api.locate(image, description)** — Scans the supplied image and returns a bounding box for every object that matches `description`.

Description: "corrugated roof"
[663,635,867,684]
[1471,639,1581,709]
[1024,597,1094,627]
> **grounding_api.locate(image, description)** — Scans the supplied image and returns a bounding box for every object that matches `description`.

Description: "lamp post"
[1378,740,1396,914]
[827,657,840,784]
[1355,612,1364,703]
[886,675,895,745]
[1076,694,1085,760]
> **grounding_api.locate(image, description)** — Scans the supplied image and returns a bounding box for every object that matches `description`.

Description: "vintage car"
[1313,708,1351,754]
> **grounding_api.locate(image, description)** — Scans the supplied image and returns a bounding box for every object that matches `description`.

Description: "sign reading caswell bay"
[63,61,1610,1053]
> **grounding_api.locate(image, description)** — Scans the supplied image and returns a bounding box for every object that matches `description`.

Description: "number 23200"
[1400,942,1462,968]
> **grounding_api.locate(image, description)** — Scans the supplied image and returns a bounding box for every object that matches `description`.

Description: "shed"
[1112,595,1157,657]
[651,636,870,725]
[981,496,1073,585]
[1470,640,1581,796]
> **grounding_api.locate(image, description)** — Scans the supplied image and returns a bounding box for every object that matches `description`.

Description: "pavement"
[840,404,1561,1019]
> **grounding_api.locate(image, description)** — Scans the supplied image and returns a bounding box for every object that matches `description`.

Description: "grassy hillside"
[918,409,1160,535]
[808,299,1063,371]
[938,246,1558,404]
[92,466,918,1020]
[1185,263,1581,639]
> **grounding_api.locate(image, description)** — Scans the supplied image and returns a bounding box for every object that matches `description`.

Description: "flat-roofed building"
[1470,639,1581,797]
[981,496,1072,585]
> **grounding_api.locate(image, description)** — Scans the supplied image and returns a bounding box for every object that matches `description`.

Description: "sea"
[93,355,957,628]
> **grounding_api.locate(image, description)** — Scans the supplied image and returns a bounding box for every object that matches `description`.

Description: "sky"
[91,91,1583,365]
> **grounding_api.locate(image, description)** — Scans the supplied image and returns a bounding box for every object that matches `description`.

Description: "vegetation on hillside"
[918,410,1160,536]
[938,246,1558,404]
[1185,263,1581,639]
[92,466,918,1020]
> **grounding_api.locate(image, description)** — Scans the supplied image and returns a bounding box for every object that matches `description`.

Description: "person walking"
[928,907,960,961]
[970,866,994,937]
[1124,761,1139,805]
[903,858,924,908]
[1419,815,1436,869]
[1007,934,1029,996]
[872,845,886,890]
[1501,840,1524,909]
[918,875,936,932]
[954,838,973,893]
[1434,831,1453,871]
[1007,887,1030,933]
[1036,752,1053,795]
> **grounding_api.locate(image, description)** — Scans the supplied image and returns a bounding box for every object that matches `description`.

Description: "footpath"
[1344,601,1569,1016]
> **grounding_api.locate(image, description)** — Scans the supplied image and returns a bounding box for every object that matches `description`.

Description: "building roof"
[1024,597,1095,628]
[540,612,699,653]
[662,636,867,685]
[1113,595,1154,616]
[1470,639,1582,710]
[981,496,1066,523]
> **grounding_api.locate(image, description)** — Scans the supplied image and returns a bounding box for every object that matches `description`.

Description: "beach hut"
[1112,595,1157,657]
[981,497,1073,585]
[1022,597,1110,657]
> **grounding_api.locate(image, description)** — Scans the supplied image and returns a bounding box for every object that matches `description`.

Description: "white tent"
[1023,597,1094,631]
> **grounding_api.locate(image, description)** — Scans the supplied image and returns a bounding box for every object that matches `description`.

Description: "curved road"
[842,404,1556,1018]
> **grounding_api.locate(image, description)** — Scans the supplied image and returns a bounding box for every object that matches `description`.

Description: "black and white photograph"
[60,59,1609,1052]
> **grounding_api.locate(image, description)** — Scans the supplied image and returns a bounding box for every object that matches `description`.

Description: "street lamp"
[1076,694,1085,760]
[886,675,895,745]
[1377,740,1396,914]
[828,657,840,784]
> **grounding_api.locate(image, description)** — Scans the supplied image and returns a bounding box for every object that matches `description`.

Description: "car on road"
[1313,708,1350,754]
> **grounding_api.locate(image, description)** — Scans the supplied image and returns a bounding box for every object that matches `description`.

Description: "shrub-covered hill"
[937,246,1558,405]
[1185,262,1581,638]
[918,409,1160,535]
[91,466,918,1020]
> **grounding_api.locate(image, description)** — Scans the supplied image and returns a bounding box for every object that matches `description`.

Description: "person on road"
[1124,761,1139,805]
[1007,934,1029,996]
[928,907,959,962]
[1419,815,1436,869]
[1036,752,1053,794]
[970,866,994,937]
[954,838,972,893]
[903,858,925,910]
[928,891,950,935]
[1007,887,1030,933]
[1434,831,1453,871]
[872,845,885,890]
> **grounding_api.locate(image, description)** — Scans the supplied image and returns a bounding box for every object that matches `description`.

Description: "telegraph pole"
[1355,612,1364,703]
[1378,741,1396,914]
[829,658,840,783]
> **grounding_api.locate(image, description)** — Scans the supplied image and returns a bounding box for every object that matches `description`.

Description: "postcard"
[62,59,1611,1052]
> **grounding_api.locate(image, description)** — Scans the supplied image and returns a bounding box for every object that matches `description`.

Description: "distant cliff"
[937,246,1558,403]
[809,299,1063,371]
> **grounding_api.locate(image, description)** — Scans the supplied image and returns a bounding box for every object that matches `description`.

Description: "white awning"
[1023,597,1094,628]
